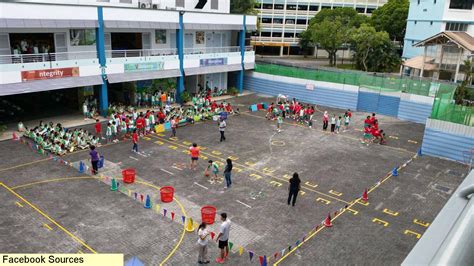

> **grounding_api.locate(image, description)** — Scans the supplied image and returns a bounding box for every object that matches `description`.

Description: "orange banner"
[21,67,80,82]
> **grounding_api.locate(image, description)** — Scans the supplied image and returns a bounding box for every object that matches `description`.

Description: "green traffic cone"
[111,178,118,191]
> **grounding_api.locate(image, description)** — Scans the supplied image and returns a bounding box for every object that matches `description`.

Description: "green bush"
[227,87,239,96]
[181,91,191,103]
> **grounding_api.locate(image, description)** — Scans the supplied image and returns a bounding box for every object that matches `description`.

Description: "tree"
[370,0,409,44]
[454,59,474,104]
[230,0,257,14]
[302,8,366,66]
[350,24,400,72]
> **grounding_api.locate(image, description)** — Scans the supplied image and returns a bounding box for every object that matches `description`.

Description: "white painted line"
[236,200,252,208]
[172,166,183,171]
[194,182,209,190]
[160,169,175,176]
[129,156,139,161]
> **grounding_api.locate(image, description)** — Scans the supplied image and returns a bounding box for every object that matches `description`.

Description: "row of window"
[260,32,301,38]
[256,3,376,12]
[411,21,469,32]
[417,0,472,10]
[261,18,307,25]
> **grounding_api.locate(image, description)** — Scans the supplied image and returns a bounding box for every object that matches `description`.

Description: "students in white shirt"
[197,223,210,264]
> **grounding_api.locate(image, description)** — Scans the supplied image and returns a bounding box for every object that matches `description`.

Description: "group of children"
[24,122,101,156]
[322,110,352,134]
[266,100,316,129]
[360,113,386,145]
[135,90,173,108]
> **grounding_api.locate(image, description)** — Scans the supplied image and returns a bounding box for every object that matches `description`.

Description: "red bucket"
[160,186,174,203]
[122,169,136,184]
[201,205,217,225]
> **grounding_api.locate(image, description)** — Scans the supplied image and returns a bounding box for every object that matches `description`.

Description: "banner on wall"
[21,67,79,82]
[306,84,314,91]
[124,62,164,72]
[200,58,227,67]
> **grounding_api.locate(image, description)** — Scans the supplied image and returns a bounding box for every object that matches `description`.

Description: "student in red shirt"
[189,143,200,170]
[94,119,102,139]
[132,129,138,153]
[136,115,144,136]
[364,116,371,128]
[370,113,376,126]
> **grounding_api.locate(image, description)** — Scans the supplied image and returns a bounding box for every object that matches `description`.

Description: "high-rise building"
[251,0,388,56]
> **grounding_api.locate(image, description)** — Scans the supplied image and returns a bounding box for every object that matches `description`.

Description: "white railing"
[0,51,98,65]
[107,48,177,58]
[245,46,254,52]
[183,46,240,55]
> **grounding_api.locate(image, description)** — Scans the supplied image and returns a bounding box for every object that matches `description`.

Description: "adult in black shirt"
[288,172,301,206]
[224,158,233,188]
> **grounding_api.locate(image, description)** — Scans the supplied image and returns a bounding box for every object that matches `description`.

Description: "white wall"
[0,2,97,20]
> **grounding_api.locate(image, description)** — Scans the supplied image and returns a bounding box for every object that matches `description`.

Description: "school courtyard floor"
[0,93,469,265]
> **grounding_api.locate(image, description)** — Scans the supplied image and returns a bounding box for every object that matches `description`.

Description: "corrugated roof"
[414,32,474,52]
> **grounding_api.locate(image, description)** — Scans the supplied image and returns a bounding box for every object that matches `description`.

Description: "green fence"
[431,84,473,126]
[254,63,456,97]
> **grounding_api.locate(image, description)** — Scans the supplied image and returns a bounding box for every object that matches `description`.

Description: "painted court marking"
[236,200,252,208]
[193,182,209,190]
[129,156,139,161]
[404,229,421,239]
[160,169,175,176]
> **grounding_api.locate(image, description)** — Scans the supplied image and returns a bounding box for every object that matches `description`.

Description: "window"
[417,0,420,4]
[286,4,297,10]
[296,19,307,25]
[295,33,302,38]
[70,29,96,46]
[155,30,166,44]
[445,22,468,31]
[211,0,218,10]
[356,7,365,13]
[414,20,417,24]
[411,40,414,44]
[430,21,433,25]
[263,4,273,9]
[176,0,184,8]
[285,19,295,24]
[434,0,436,4]
[284,32,295,38]
[195,31,204,44]
[119,0,132,3]
[261,18,272,24]
[261,32,271,37]
[449,0,472,9]
[255,3,262,8]
[273,18,283,24]
[298,5,308,11]
[309,5,318,11]
[96,0,110,2]
[274,4,284,9]
[366,8,375,13]
[272,32,282,37]
[321,6,331,10]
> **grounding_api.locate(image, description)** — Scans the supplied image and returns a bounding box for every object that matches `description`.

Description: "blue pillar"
[176,12,185,104]
[237,15,246,94]
[97,7,108,116]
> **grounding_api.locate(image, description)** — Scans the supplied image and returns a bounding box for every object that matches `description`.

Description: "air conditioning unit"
[166,6,177,10]
[138,2,152,9]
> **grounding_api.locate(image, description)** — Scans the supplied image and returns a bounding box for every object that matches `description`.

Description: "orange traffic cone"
[324,213,333,227]
[362,188,368,202]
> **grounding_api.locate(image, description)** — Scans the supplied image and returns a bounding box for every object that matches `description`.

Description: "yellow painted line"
[169,137,178,141]
[282,174,291,180]
[149,135,351,204]
[43,223,53,231]
[404,229,421,239]
[182,150,191,155]
[211,150,222,155]
[182,141,192,145]
[245,161,255,166]
[199,155,208,160]
[316,197,330,205]
[347,208,359,215]
[304,181,318,188]
[269,180,282,187]
[228,156,239,161]
[389,136,399,140]
[233,167,243,173]
[15,201,24,208]
[168,145,178,150]
[142,137,151,141]
[0,182,97,253]
[8,177,187,264]
[372,218,389,227]
[154,141,164,145]
[413,219,430,227]
[408,140,418,144]
[357,200,369,206]
[299,191,305,196]
[250,173,262,180]
[263,167,275,173]
[328,190,342,197]
[77,250,84,254]
[383,208,399,216]
[0,158,52,173]
[156,133,165,137]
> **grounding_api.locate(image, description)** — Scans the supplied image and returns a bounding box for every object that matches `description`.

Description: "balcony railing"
[107,48,177,58]
[0,51,98,65]
[183,46,241,55]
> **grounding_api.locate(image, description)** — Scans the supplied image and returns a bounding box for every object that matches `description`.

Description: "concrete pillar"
[420,46,427,78]
[96,7,108,116]
[454,47,463,82]
[176,11,185,103]
[237,15,246,94]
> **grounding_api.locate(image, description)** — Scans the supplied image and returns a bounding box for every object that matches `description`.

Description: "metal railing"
[107,48,177,58]
[183,46,240,55]
[0,51,98,65]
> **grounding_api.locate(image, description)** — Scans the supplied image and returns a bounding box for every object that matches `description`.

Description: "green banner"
[124,62,164,72]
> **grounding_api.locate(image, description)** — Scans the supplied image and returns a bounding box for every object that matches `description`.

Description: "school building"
[252,0,388,56]
[0,0,257,120]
